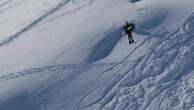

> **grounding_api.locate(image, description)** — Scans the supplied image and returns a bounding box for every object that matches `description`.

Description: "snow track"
[0,0,71,46]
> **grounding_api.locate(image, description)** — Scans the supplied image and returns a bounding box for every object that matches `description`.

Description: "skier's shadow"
[87,28,123,63]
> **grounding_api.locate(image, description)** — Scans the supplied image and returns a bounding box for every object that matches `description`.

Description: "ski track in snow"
[0,0,96,47]
[0,0,72,47]
[0,61,136,82]
[0,0,25,13]
[39,0,97,26]
[0,0,95,46]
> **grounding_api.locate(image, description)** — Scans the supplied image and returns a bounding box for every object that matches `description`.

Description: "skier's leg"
[130,32,134,43]
[129,40,132,44]
[131,37,134,43]
[130,37,133,44]
[128,35,132,44]
[129,33,134,44]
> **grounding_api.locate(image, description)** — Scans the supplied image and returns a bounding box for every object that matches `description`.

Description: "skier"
[123,21,135,44]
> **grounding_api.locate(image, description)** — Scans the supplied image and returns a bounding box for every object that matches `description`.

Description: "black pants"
[127,33,134,44]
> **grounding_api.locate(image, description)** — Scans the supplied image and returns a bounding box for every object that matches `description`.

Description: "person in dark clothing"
[123,21,135,44]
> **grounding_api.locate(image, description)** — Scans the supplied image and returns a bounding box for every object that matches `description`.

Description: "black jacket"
[123,23,135,34]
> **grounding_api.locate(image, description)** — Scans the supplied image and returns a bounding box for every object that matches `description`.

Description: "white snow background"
[1,0,194,110]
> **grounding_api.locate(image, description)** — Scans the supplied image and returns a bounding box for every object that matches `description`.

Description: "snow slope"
[1,0,194,110]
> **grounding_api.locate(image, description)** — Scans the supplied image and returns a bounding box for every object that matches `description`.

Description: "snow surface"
[1,0,194,110]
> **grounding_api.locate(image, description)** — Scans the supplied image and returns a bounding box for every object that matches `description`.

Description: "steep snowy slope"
[1,0,194,110]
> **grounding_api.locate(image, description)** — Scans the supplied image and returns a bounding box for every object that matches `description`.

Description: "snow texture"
[1,0,194,110]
